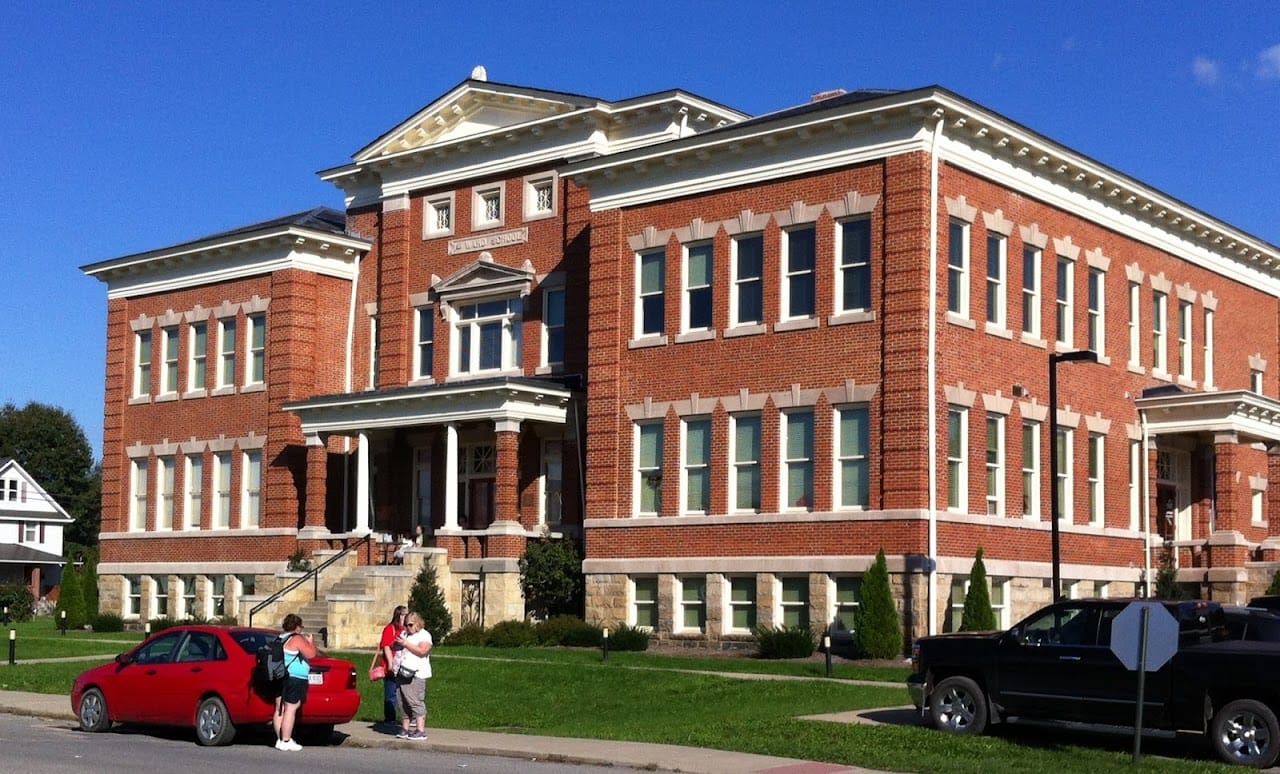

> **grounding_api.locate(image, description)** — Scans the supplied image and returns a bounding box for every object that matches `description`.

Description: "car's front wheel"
[78,688,111,733]
[194,696,236,747]
[1212,699,1280,769]
[929,676,988,735]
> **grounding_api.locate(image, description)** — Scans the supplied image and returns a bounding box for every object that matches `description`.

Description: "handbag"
[395,664,417,681]
[368,663,386,681]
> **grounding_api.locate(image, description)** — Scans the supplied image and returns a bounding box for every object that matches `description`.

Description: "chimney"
[810,88,848,103]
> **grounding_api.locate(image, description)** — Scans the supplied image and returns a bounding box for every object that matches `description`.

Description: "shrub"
[753,625,814,659]
[857,547,903,658]
[1154,544,1185,600]
[55,565,87,629]
[148,616,181,633]
[960,547,997,632]
[519,532,584,619]
[286,550,312,573]
[0,584,34,622]
[92,613,124,633]
[213,615,239,626]
[535,615,602,647]
[408,560,453,642]
[1266,569,1280,596]
[485,619,539,648]
[442,624,487,647]
[607,623,650,652]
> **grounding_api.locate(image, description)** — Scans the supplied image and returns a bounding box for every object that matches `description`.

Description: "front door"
[1156,449,1191,541]
[466,479,495,529]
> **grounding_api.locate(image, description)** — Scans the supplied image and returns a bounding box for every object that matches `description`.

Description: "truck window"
[1021,604,1097,646]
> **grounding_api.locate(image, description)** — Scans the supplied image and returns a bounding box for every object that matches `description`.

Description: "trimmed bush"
[857,548,903,658]
[1266,569,1280,596]
[148,616,182,633]
[753,625,814,659]
[408,560,453,642]
[213,615,239,626]
[960,547,997,632]
[56,565,87,629]
[535,615,602,647]
[607,623,650,652]
[442,624,487,647]
[0,584,34,622]
[519,532,584,619]
[485,619,539,648]
[92,613,124,633]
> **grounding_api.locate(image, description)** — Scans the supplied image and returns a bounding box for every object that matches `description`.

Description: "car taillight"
[910,641,921,672]
[346,667,357,690]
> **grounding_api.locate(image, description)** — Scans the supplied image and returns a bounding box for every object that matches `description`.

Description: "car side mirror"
[115,652,133,666]
[1002,627,1021,645]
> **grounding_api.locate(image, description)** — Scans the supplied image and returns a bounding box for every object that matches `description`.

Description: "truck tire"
[1211,699,1280,769]
[930,676,988,735]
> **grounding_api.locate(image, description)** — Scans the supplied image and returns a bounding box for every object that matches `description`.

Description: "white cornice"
[98,245,360,300]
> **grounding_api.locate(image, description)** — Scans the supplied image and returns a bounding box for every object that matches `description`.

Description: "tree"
[68,543,100,619]
[55,563,87,629]
[1267,569,1280,597]
[856,548,902,658]
[408,560,452,642]
[960,547,997,631]
[0,402,100,546]
[1154,544,1186,600]
[518,532,583,620]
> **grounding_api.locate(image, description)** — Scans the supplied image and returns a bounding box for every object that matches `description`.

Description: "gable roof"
[0,459,73,523]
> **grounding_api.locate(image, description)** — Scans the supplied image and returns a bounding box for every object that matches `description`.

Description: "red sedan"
[71,625,360,746]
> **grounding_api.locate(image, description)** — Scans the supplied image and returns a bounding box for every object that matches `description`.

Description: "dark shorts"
[280,676,309,705]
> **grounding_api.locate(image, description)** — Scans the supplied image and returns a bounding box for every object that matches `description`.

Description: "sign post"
[1110,601,1179,764]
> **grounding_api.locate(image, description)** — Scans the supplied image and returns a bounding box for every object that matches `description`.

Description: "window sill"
[448,368,523,383]
[944,312,975,330]
[534,364,563,376]
[470,220,505,232]
[827,310,875,327]
[241,383,266,394]
[723,323,766,339]
[1020,333,1047,349]
[628,335,668,350]
[1152,369,1172,383]
[1052,342,1079,354]
[128,395,151,406]
[423,229,454,240]
[773,317,818,333]
[1096,354,1111,366]
[984,323,1013,340]
[1177,376,1197,389]
[1127,363,1145,376]
[408,376,436,387]
[154,393,178,404]
[211,386,237,397]
[522,210,556,223]
[182,389,207,400]
[674,329,716,344]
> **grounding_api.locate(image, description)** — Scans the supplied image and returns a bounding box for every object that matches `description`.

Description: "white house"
[0,458,72,598]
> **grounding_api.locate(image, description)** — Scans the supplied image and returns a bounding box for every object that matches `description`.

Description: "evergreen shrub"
[857,548,903,658]
[485,619,539,647]
[754,625,815,659]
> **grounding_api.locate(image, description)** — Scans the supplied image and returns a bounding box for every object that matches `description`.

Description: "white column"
[444,423,460,530]
[355,432,371,534]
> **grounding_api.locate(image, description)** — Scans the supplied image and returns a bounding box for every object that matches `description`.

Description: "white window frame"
[1253,487,1266,525]
[125,575,142,619]
[368,313,378,390]
[1204,308,1215,387]
[1128,439,1141,532]
[634,421,663,517]
[161,327,179,395]
[991,576,1010,627]
[682,417,711,515]
[245,313,265,386]
[830,575,862,634]
[184,454,202,530]
[730,234,764,327]
[835,218,872,314]
[523,174,556,221]
[985,414,1005,517]
[413,306,434,382]
[1152,290,1168,374]
[157,455,175,530]
[731,414,761,513]
[682,241,714,333]
[631,576,658,630]
[986,232,1006,328]
[152,575,168,618]
[1178,300,1192,380]
[947,407,968,512]
[836,405,869,509]
[782,410,814,511]
[217,317,236,389]
[1088,433,1104,527]
[241,450,262,529]
[22,521,37,543]
[1253,368,1265,393]
[1128,281,1141,368]
[541,286,565,370]
[179,575,196,619]
[778,576,810,628]
[210,575,226,618]
[212,452,231,530]
[423,192,455,238]
[134,331,152,398]
[451,296,524,376]
[726,576,757,633]
[1022,245,1041,337]
[677,575,707,633]
[1087,268,1105,356]
[540,439,563,527]
[472,185,504,230]
[635,249,666,339]
[130,458,148,532]
[781,225,817,320]
[947,220,969,317]
[188,321,207,393]
[1055,256,1074,347]
[1056,427,1074,524]
[1022,420,1040,520]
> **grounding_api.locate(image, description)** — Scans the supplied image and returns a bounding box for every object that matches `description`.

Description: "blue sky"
[2,2,1277,458]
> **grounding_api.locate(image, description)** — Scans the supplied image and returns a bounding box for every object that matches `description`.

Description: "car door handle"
[189,667,203,673]
[145,669,158,675]
[1058,656,1081,662]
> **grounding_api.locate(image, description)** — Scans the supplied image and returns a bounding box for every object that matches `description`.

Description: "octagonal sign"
[1110,601,1179,672]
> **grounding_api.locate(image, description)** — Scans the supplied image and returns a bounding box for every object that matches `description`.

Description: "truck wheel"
[1212,699,1280,769]
[930,676,988,735]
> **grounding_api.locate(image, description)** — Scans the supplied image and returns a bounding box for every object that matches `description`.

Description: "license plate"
[308,673,323,685]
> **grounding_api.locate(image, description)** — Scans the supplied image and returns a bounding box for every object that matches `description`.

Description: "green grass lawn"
[0,621,140,661]
[0,639,1242,774]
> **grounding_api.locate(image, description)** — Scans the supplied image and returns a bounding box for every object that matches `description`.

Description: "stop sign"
[1110,601,1179,671]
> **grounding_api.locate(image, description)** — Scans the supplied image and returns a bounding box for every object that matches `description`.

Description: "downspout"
[927,116,944,636]
[1140,408,1151,596]
[343,251,362,533]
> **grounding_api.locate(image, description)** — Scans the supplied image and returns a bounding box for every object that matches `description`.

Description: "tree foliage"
[959,547,997,631]
[518,533,583,620]
[0,402,100,546]
[55,563,87,629]
[408,559,452,642]
[1154,544,1186,600]
[856,548,902,658]
[1267,569,1280,596]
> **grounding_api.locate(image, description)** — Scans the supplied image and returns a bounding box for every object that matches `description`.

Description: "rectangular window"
[947,407,967,511]
[732,414,761,512]
[246,313,265,385]
[213,452,231,529]
[779,576,809,628]
[542,440,563,526]
[1088,433,1104,526]
[161,327,179,394]
[21,522,37,543]
[947,220,969,316]
[211,575,226,617]
[152,576,168,617]
[242,450,262,529]
[456,297,522,374]
[784,410,814,510]
[1022,246,1041,337]
[679,576,706,632]
[683,418,710,514]
[1252,369,1265,393]
[1178,300,1192,379]
[683,242,713,332]
[1152,291,1167,373]
[727,576,757,632]
[1022,421,1040,519]
[837,406,869,508]
[180,575,196,618]
[991,576,1010,628]
[414,307,434,380]
[1087,268,1105,355]
[1056,427,1073,524]
[985,414,1005,517]
[636,421,663,516]
[524,175,555,219]
[1129,439,1140,531]
[237,574,256,597]
[134,331,152,397]
[986,232,1006,327]
[184,455,202,530]
[424,194,454,237]
[542,288,565,368]
[838,219,871,312]
[637,249,665,337]
[1253,489,1265,525]
[1128,281,1141,367]
[473,186,503,229]
[632,576,658,629]
[157,456,174,530]
[188,322,207,392]
[831,576,862,633]
[1055,257,1073,346]
[1204,308,1215,386]
[783,226,816,319]
[126,576,142,618]
[131,459,148,531]
[368,314,379,389]
[731,234,764,326]
[217,318,236,388]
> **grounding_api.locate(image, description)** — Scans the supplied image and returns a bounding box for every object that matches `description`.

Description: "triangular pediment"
[432,255,535,304]
[355,79,597,162]
[0,459,73,521]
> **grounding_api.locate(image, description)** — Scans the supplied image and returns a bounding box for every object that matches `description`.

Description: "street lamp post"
[1048,349,1099,602]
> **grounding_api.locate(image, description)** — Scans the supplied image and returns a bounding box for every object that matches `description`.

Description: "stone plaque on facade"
[448,227,529,255]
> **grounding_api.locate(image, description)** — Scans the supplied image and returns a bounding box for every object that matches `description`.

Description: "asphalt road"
[0,712,644,774]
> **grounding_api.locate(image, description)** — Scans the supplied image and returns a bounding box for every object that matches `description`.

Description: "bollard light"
[144,622,151,636]
[823,634,833,678]
[60,610,67,636]
[602,627,610,663]
[8,628,14,665]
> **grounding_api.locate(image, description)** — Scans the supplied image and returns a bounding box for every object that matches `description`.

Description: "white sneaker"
[278,739,302,751]
[274,739,288,751]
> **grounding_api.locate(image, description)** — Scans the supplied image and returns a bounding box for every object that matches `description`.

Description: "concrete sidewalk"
[0,689,894,774]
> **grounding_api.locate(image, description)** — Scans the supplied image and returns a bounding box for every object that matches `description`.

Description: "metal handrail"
[248,534,372,627]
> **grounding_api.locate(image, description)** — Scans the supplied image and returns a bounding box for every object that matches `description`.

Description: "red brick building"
[84,75,1280,646]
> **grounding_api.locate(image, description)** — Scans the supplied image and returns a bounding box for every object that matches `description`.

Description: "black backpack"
[256,633,295,683]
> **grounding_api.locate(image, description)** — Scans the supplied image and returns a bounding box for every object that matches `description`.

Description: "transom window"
[454,297,523,374]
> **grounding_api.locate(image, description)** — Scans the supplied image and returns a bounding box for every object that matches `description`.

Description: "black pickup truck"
[908,598,1280,768]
